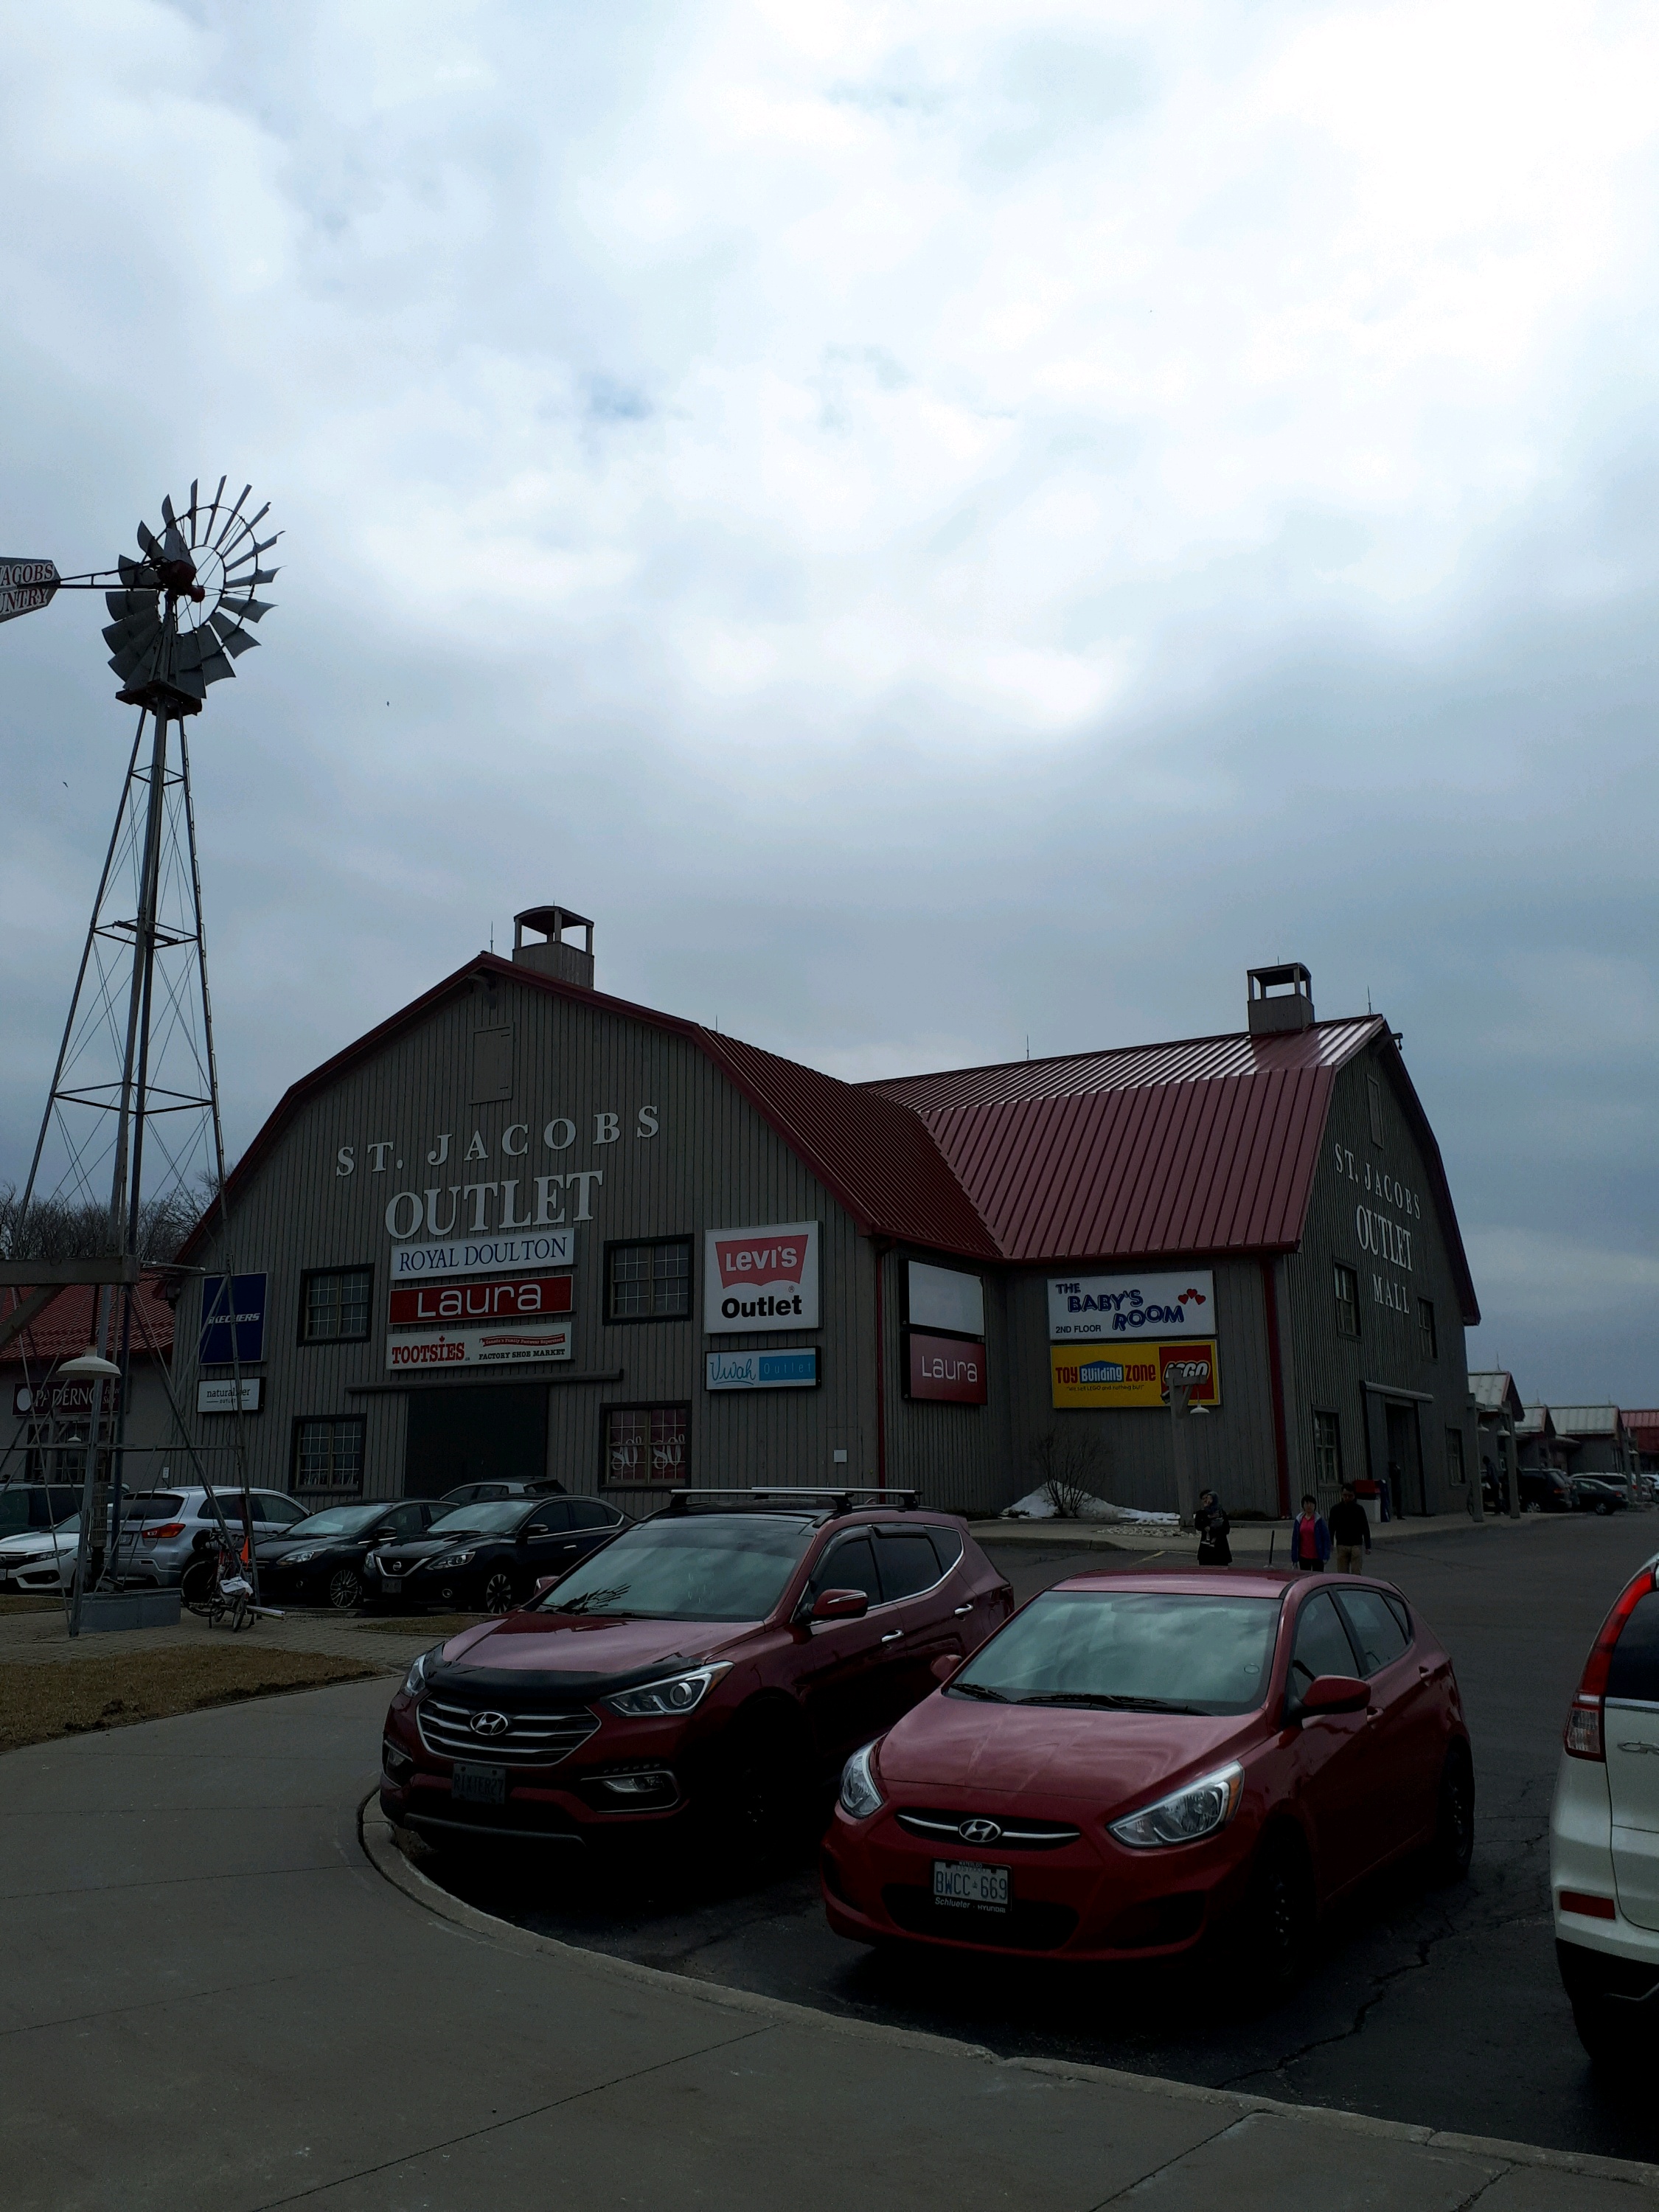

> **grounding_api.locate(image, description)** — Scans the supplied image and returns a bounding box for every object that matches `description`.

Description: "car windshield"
[950,1590,1283,1716]
[285,1505,386,1539]
[535,1514,816,1621]
[425,1501,533,1537]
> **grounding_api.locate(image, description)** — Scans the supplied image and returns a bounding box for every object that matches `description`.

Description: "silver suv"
[116,1486,310,1587]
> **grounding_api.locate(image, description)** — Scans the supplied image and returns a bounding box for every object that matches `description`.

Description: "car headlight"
[838,1740,885,1821]
[403,1644,445,1699]
[431,1550,476,1568]
[285,1548,320,1565]
[1108,1761,1244,1849]
[604,1663,732,1717]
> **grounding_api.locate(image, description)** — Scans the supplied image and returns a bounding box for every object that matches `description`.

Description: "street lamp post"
[1164,1360,1213,1530]
[60,1348,122,1638]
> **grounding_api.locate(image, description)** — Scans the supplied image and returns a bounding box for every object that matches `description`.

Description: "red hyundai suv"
[822,1565,1474,1983]
[378,1491,1013,1861]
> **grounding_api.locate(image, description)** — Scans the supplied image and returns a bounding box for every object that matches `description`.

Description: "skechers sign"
[705,1349,820,1392]
[1047,1270,1215,1343]
[703,1222,819,1333]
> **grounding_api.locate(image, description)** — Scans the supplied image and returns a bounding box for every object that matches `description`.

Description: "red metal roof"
[182,962,1476,1318]
[1625,1411,1659,1451]
[0,1276,175,1368]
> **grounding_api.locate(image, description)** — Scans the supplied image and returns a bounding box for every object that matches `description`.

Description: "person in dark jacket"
[1329,1484,1371,1575]
[1290,1494,1330,1572]
[1194,1489,1232,1567]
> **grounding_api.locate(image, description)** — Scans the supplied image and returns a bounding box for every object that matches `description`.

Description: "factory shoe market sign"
[388,1274,573,1327]
[704,1222,820,1332]
[386,1322,573,1371]
[1048,1270,1215,1343]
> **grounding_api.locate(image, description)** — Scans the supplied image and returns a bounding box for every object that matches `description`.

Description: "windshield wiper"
[947,1680,1009,1702]
[1020,1692,1210,1714]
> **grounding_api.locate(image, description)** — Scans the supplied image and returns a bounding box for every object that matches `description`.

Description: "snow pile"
[1002,1487,1178,1528]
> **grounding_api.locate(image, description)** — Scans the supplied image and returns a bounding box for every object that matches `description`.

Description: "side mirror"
[811,1587,869,1624]
[930,1652,961,1686]
[534,1574,559,1595]
[1299,1673,1370,1717]
[524,1524,549,1540]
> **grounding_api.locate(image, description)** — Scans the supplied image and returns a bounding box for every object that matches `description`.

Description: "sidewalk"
[975,1509,1551,1557]
[4,1676,1655,2209]
[0,1592,450,1670]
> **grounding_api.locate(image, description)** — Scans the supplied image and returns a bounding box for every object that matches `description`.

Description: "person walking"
[1194,1489,1232,1568]
[1290,1494,1330,1573]
[1329,1483,1371,1575]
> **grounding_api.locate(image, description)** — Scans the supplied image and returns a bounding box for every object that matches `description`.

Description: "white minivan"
[1550,1556,1659,2057]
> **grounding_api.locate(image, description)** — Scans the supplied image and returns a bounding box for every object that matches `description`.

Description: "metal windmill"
[1,481,277,1624]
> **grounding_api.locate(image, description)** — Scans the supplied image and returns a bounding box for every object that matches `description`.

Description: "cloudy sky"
[1,1,1655,1400]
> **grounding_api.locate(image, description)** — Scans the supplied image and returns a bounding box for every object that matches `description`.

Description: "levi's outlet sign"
[1047,1269,1215,1343]
[387,1321,573,1371]
[704,1222,819,1332]
[1050,1340,1220,1410]
[907,1332,987,1405]
[388,1274,573,1327]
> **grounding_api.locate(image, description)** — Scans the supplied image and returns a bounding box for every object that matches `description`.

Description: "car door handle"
[880,1631,903,1644]
[953,1604,973,1616]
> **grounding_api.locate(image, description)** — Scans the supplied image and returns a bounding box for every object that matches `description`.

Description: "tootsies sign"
[387,1274,574,1327]
[905,1332,987,1405]
[703,1222,820,1332]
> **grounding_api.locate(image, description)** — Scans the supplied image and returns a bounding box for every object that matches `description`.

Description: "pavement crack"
[1218,1914,1459,2092]
[1084,2114,1251,2207]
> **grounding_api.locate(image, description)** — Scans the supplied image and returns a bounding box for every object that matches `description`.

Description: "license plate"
[933,1860,1009,1912]
[379,1576,403,1593]
[452,1762,507,1805]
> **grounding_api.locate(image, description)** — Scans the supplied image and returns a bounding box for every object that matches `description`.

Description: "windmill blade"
[161,495,178,530]
[209,619,259,658]
[198,639,235,686]
[137,523,162,560]
[219,595,274,625]
[186,480,200,545]
[203,474,226,545]
[212,485,252,550]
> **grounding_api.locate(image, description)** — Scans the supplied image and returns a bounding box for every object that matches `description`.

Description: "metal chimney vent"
[1247,961,1315,1036]
[513,905,594,989]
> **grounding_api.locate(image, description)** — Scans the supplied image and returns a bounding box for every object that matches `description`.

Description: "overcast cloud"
[1,1,1655,1401]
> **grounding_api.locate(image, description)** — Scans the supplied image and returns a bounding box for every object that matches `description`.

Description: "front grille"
[417,1694,599,1767]
[896,1808,1082,1851]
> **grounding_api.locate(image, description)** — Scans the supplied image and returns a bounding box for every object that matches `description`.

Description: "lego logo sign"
[704,1221,820,1333]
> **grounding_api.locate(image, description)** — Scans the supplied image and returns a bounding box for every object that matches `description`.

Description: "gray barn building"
[169,920,1480,1523]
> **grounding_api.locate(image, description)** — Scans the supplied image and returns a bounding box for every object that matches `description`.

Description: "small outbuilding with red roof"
[168,917,1479,1523]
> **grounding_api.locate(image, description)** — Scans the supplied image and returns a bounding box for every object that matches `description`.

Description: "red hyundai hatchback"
[379,1491,1014,1861]
[822,1566,1473,1983]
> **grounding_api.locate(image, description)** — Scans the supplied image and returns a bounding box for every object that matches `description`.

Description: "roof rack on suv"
[661,1486,919,1517]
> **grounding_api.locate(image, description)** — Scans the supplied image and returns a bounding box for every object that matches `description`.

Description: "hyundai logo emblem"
[959,1817,1002,1844]
[469,1711,509,1739]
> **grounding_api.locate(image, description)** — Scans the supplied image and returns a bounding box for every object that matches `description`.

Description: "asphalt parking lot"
[422,1511,1659,2166]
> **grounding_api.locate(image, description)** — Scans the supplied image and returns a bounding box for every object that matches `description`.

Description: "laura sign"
[1047,1270,1214,1343]
[386,1322,573,1370]
[389,1231,574,1282]
[1050,1340,1221,1411]
[703,1222,819,1332]
[388,1274,572,1328]
[906,1332,987,1405]
[705,1349,819,1392]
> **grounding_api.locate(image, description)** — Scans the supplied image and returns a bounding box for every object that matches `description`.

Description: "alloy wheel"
[484,1571,516,1614]
[328,1567,364,1611]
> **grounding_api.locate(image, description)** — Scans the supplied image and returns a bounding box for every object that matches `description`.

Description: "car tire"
[327,1566,365,1612]
[1234,1827,1316,2000]
[703,1707,814,1878]
[1571,1992,1634,2067]
[1597,1503,1613,1517]
[483,1570,518,1615]
[1427,1740,1475,1883]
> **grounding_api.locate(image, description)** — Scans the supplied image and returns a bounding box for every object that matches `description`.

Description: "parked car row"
[376,1489,1475,1989]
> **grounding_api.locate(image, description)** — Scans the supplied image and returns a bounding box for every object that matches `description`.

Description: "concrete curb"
[358,1791,1659,2195]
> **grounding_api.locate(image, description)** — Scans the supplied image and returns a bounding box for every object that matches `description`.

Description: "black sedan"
[1571,1476,1630,1516]
[364,1495,629,1613]
[259,1499,448,1610]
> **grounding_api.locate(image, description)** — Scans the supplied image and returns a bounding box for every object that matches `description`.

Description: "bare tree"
[1026,1427,1109,1519]
[0,1171,222,1267]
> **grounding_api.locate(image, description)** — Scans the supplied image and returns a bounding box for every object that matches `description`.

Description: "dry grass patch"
[0,1647,386,1754]
[0,1594,67,1615]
